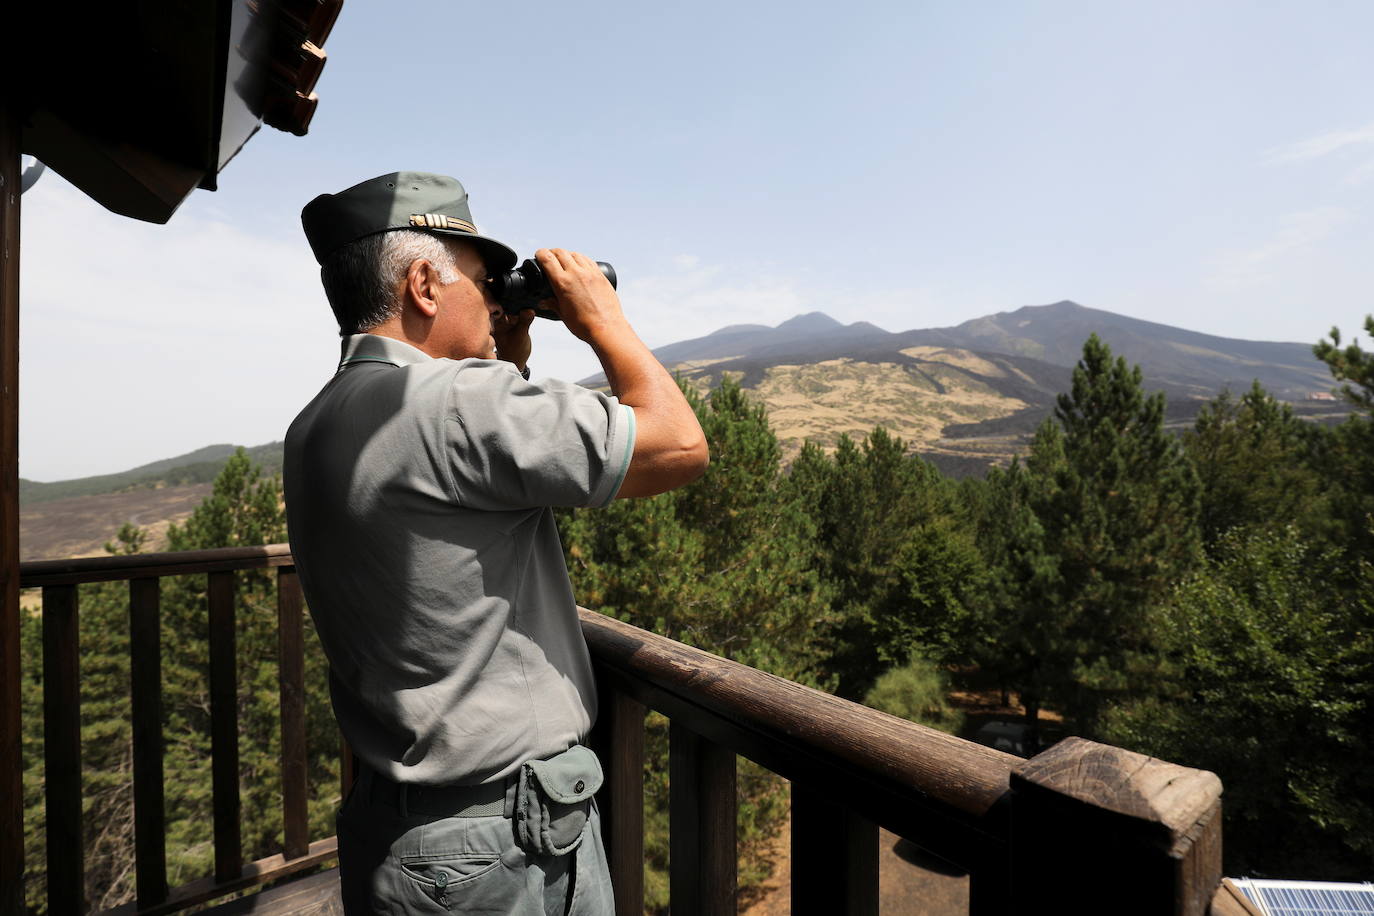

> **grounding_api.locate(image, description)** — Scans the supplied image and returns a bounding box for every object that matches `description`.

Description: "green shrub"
[863,655,963,734]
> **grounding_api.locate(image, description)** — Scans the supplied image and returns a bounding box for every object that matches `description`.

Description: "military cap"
[301,171,518,270]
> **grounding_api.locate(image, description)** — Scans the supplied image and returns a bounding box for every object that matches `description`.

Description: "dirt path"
[740,682,1059,915]
[740,809,969,916]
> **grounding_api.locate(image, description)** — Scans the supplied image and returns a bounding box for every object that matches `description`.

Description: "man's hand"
[535,247,709,498]
[535,248,628,342]
[491,308,535,371]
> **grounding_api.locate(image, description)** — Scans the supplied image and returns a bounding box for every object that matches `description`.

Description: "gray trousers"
[336,775,615,915]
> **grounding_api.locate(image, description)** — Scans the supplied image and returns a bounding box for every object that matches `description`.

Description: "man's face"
[432,241,503,360]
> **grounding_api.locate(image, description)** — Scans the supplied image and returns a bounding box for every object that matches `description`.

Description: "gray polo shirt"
[284,334,635,786]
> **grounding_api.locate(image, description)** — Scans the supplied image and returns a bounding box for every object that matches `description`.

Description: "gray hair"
[319,229,463,335]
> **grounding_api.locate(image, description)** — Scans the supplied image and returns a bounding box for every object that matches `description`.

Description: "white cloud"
[1347,156,1374,187]
[521,256,952,385]
[521,258,816,384]
[1266,122,1374,164]
[1204,206,1354,290]
[19,174,338,480]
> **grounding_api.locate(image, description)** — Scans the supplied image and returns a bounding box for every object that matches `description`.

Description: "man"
[284,172,708,914]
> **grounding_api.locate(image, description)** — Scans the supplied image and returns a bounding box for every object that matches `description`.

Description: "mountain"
[20,441,284,505]
[584,300,1346,476]
[19,442,287,560]
[898,301,1333,401]
[21,300,1348,558]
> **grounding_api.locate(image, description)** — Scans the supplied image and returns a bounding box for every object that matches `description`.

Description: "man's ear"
[403,259,442,319]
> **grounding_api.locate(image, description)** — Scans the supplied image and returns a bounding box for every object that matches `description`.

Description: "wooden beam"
[42,585,84,916]
[587,683,645,916]
[20,543,297,587]
[791,784,878,916]
[99,837,339,916]
[208,571,242,883]
[1010,736,1223,915]
[669,722,736,916]
[0,84,23,916]
[130,577,168,907]
[276,568,308,860]
[581,608,1016,870]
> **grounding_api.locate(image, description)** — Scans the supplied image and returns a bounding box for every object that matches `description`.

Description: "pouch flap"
[525,745,603,804]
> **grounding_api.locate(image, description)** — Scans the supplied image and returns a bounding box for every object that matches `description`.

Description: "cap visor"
[430,229,518,271]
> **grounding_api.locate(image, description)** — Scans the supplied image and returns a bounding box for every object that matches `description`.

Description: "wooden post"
[791,783,878,916]
[588,685,645,916]
[208,570,242,883]
[669,721,736,916]
[41,586,83,916]
[129,576,168,906]
[0,82,24,916]
[1010,737,1223,915]
[341,736,356,804]
[277,567,309,860]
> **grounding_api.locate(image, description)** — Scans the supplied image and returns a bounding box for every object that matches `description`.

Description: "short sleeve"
[443,360,636,510]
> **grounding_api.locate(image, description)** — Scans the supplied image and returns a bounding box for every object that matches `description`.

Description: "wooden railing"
[16,546,1229,915]
[19,546,342,916]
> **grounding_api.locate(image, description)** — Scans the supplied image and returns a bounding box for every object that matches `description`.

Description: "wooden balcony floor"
[202,870,341,916]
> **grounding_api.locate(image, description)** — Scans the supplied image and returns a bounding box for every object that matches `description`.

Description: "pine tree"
[1184,382,1327,552]
[783,429,985,700]
[18,450,339,912]
[1100,525,1374,877]
[158,449,337,879]
[974,335,1202,733]
[558,377,833,912]
[965,432,1064,733]
[1312,317,1374,560]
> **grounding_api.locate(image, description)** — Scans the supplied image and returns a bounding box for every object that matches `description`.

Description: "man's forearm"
[587,319,707,494]
[588,320,677,409]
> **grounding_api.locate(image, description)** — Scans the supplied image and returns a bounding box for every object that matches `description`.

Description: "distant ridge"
[592,301,1333,402]
[30,302,1341,502]
[896,300,1331,399]
[21,441,284,505]
[581,300,1345,476]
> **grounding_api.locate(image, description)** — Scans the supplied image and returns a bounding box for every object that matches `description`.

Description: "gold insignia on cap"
[409,213,478,234]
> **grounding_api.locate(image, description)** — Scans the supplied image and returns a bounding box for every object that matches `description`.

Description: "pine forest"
[17,317,1374,912]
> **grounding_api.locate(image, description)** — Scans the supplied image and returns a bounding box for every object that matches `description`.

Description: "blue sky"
[19,0,1374,480]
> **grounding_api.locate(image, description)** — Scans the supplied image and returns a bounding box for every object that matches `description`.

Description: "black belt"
[363,768,515,818]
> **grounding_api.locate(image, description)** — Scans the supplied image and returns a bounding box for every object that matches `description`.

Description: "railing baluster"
[590,686,645,916]
[129,576,168,907]
[669,721,736,916]
[41,584,83,916]
[276,567,308,860]
[791,784,878,916]
[207,570,241,883]
[341,736,356,803]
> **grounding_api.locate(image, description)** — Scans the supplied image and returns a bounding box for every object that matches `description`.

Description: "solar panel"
[1231,878,1374,916]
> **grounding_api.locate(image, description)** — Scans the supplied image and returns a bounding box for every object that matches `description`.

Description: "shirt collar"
[337,334,434,372]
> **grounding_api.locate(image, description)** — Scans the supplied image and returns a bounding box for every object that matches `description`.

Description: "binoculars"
[489,259,617,321]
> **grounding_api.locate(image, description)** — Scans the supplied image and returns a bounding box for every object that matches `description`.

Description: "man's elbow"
[619,434,709,498]
[657,433,709,489]
[679,434,710,484]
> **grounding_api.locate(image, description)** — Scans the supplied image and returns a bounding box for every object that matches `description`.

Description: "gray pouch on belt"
[514,745,603,856]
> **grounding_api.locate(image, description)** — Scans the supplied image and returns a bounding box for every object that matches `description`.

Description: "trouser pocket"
[515,745,603,856]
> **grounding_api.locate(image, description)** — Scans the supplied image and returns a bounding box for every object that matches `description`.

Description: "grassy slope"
[20,441,284,505]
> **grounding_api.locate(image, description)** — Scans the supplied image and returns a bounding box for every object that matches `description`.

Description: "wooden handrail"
[15,546,1226,916]
[19,543,295,587]
[19,547,324,916]
[578,607,1019,871]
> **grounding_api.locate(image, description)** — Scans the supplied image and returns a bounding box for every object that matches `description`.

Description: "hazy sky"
[18,1,1374,480]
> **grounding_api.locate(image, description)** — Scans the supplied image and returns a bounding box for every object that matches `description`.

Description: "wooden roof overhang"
[17,0,341,223]
[2,4,343,911]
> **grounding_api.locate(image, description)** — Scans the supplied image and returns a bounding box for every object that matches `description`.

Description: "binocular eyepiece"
[488,258,617,321]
